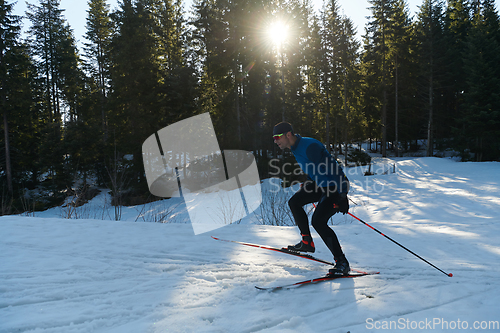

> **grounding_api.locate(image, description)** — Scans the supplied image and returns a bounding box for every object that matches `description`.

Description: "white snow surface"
[2,157,500,332]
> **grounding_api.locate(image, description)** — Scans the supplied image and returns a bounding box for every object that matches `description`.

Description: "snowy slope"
[1,157,500,333]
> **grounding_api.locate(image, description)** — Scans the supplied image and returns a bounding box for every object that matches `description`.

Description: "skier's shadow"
[323,277,357,304]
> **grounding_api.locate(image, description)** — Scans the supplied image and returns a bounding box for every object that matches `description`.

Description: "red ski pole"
[347,212,453,277]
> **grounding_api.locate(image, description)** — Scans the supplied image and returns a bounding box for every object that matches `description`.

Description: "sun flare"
[267,20,288,46]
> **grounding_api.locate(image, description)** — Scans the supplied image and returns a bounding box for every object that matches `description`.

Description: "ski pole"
[312,202,453,277]
[347,212,453,277]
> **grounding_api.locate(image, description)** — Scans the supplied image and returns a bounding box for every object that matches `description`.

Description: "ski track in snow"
[1,157,500,332]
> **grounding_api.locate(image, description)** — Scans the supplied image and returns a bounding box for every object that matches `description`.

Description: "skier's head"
[273,122,293,136]
[273,122,296,149]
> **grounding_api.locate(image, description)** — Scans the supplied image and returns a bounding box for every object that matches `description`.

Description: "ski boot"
[328,257,350,276]
[287,234,315,253]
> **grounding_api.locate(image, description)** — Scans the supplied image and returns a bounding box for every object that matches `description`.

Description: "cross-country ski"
[255,270,380,291]
[212,236,380,290]
[211,236,338,266]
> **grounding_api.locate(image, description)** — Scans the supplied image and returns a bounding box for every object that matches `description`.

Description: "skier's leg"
[311,191,347,262]
[287,181,322,251]
[288,181,321,234]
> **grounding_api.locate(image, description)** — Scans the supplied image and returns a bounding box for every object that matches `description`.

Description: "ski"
[211,236,336,266]
[211,236,380,290]
[255,271,379,291]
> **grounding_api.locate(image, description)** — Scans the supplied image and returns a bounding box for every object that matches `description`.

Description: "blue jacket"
[291,135,349,193]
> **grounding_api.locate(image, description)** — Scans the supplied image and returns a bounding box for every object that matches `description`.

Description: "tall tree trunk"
[381,3,387,157]
[344,70,348,166]
[236,80,241,146]
[2,101,13,194]
[281,51,285,121]
[99,42,108,144]
[325,108,330,153]
[395,54,399,157]
[426,7,434,158]
[427,71,434,157]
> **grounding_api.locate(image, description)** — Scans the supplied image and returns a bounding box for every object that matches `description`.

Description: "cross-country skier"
[273,122,351,275]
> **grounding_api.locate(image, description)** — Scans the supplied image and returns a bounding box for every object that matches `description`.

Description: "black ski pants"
[288,181,346,261]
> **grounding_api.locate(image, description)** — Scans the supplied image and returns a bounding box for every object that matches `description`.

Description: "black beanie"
[273,122,293,136]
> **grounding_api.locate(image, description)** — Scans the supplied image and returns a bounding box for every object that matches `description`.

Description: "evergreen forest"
[1,0,499,213]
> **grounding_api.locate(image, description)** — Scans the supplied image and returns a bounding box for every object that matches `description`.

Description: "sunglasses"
[273,133,286,141]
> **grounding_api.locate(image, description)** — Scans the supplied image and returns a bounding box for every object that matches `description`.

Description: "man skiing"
[273,122,351,276]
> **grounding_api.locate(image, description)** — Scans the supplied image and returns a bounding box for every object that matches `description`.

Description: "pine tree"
[340,16,364,159]
[108,0,158,181]
[108,0,195,187]
[360,32,382,153]
[26,0,82,187]
[443,0,471,143]
[236,0,277,152]
[1,0,21,195]
[460,0,500,160]
[191,0,243,148]
[362,0,415,156]
[2,44,40,200]
[156,0,186,70]
[281,0,309,129]
[363,0,395,156]
[320,0,344,156]
[415,0,447,156]
[386,0,414,156]
[84,0,112,144]
[302,14,325,141]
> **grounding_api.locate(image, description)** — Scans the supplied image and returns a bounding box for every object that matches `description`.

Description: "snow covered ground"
[1,157,500,333]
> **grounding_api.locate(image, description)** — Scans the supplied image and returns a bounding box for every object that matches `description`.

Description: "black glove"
[337,193,349,214]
